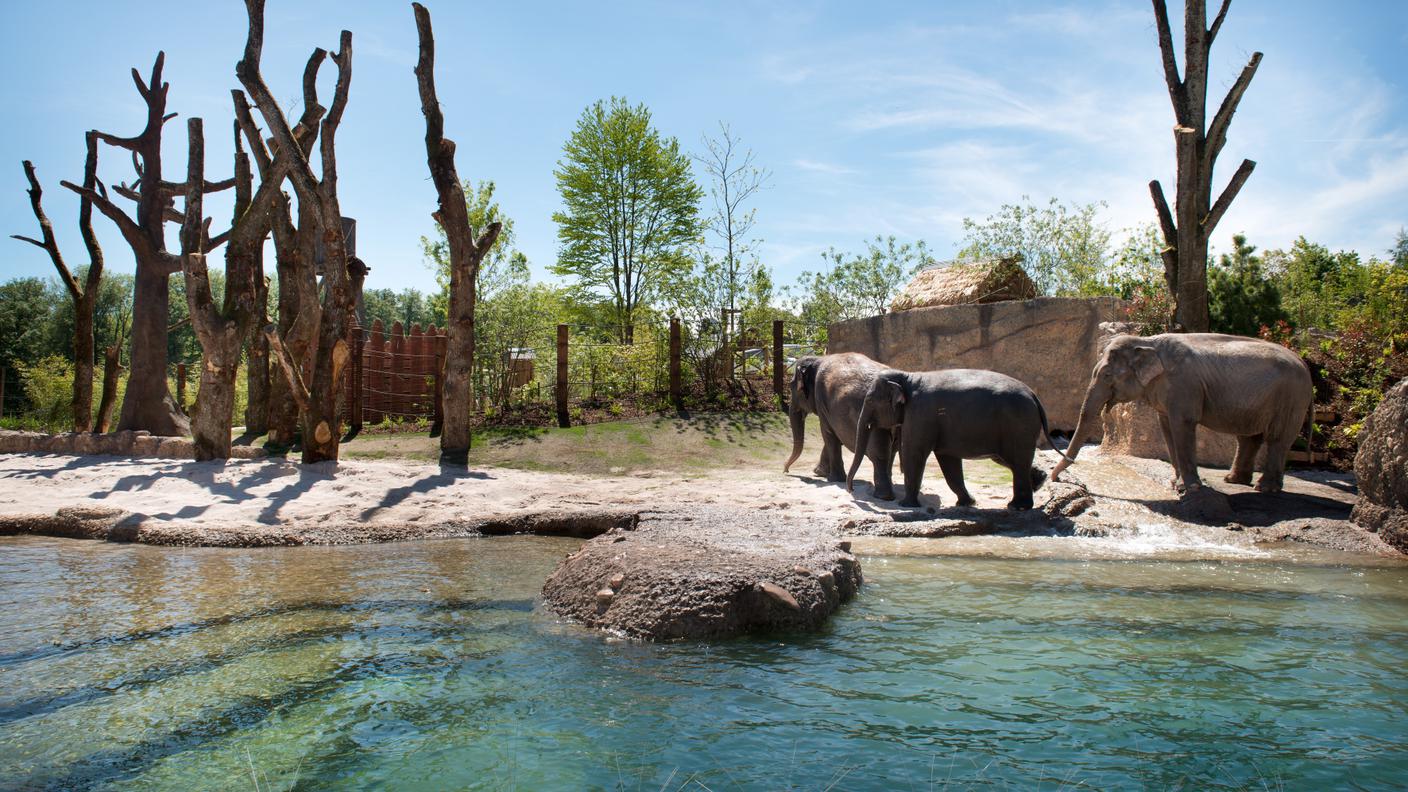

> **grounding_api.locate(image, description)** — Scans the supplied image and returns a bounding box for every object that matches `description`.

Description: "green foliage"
[0,277,56,369]
[362,288,438,331]
[1208,234,1285,336]
[551,97,704,341]
[794,236,935,327]
[421,178,520,324]
[959,197,1113,295]
[14,356,73,431]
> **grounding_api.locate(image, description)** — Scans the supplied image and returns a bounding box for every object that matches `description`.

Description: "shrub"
[15,356,73,432]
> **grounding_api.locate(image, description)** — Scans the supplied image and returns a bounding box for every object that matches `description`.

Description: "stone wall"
[0,430,266,460]
[826,296,1126,432]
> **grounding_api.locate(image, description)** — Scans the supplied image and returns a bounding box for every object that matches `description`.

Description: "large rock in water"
[889,256,1036,312]
[542,506,861,640]
[1352,377,1408,553]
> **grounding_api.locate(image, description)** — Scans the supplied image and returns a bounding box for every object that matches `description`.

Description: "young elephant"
[1051,333,1312,493]
[784,353,898,500]
[846,368,1067,510]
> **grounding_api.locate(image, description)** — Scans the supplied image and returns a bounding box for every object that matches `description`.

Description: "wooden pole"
[176,363,187,413]
[350,326,364,433]
[556,324,569,428]
[669,317,682,409]
[773,319,785,399]
[0,365,6,418]
[432,328,446,436]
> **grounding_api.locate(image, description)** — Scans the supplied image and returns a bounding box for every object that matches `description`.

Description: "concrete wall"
[826,297,1126,432]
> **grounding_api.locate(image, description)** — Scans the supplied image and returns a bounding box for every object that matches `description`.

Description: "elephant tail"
[1036,397,1075,463]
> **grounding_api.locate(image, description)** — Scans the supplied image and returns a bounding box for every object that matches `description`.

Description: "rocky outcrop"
[889,256,1036,311]
[1351,378,1408,553]
[541,507,861,640]
[827,296,1126,432]
[0,430,264,460]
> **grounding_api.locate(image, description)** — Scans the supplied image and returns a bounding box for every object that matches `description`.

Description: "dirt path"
[0,448,1398,560]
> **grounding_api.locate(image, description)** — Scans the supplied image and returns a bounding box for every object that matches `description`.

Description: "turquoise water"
[1,535,1406,790]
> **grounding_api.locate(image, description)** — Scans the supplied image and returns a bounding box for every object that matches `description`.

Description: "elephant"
[1051,333,1313,494]
[845,368,1067,510]
[784,353,897,500]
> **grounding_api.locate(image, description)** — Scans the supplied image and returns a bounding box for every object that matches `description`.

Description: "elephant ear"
[797,358,819,401]
[1133,346,1165,386]
[887,379,907,419]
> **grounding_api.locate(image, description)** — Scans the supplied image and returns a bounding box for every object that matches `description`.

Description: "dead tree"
[237,0,355,463]
[95,312,128,433]
[1149,0,1261,332]
[11,136,105,432]
[413,2,501,464]
[61,53,233,435]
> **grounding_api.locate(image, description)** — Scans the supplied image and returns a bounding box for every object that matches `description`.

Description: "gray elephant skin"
[846,368,1066,510]
[784,353,897,500]
[1052,333,1313,493]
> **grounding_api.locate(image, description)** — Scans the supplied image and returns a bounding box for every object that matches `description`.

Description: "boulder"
[1351,377,1408,554]
[890,256,1036,312]
[542,506,861,640]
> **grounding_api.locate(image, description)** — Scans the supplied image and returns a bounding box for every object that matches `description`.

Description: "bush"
[15,356,73,432]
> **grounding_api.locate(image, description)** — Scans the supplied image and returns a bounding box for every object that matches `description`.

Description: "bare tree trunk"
[61,54,235,435]
[413,3,501,464]
[1149,0,1261,332]
[12,140,105,432]
[244,269,270,434]
[96,341,123,433]
[238,0,354,464]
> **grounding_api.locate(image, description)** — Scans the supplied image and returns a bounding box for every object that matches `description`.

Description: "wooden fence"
[342,318,804,430]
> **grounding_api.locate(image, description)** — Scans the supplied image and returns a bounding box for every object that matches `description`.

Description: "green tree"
[695,123,770,330]
[0,277,56,371]
[1208,233,1285,336]
[552,97,704,342]
[794,236,935,327]
[422,179,520,323]
[959,197,1112,295]
[362,288,438,331]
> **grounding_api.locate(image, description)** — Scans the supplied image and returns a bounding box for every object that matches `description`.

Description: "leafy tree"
[46,270,133,366]
[1208,233,1284,336]
[959,197,1111,295]
[1391,227,1408,268]
[552,97,704,342]
[795,236,934,326]
[0,277,56,371]
[362,288,438,331]
[422,179,520,322]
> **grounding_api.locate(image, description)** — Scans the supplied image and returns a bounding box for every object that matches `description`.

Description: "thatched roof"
[889,255,1036,312]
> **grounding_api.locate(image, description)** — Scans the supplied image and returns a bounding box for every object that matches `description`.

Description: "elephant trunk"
[783,405,807,473]
[845,402,876,492]
[1051,377,1112,482]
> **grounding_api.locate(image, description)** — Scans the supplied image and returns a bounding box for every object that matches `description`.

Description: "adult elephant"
[1051,333,1312,493]
[783,353,897,500]
[845,368,1066,510]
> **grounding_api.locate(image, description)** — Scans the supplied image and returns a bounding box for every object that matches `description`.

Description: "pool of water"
[1,535,1406,790]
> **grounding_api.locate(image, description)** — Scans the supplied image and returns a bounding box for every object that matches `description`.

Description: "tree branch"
[1151,0,1185,118]
[1204,51,1262,170]
[264,323,311,412]
[15,160,82,301]
[78,132,105,295]
[61,178,154,261]
[1203,158,1255,237]
[1207,0,1231,44]
[1149,179,1180,295]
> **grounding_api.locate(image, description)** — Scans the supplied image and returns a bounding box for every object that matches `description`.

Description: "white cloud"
[793,158,856,175]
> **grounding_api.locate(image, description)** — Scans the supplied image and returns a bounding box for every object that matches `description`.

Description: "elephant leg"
[936,454,974,507]
[1225,434,1263,485]
[1256,431,1294,493]
[898,441,929,508]
[1158,414,1184,491]
[999,446,1037,511]
[867,432,897,501]
[818,420,845,481]
[1169,413,1203,492]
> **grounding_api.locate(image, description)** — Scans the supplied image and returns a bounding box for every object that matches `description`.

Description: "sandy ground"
[0,447,1399,561]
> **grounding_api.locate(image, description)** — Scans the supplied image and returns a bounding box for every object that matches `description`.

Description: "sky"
[2,0,1406,298]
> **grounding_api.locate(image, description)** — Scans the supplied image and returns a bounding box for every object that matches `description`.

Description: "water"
[2,536,1406,791]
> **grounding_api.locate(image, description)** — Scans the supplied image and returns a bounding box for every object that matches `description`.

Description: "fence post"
[773,319,785,399]
[176,363,187,413]
[368,319,385,424]
[0,365,6,418]
[390,321,406,420]
[556,324,570,428]
[432,328,446,435]
[669,318,682,409]
[350,326,364,432]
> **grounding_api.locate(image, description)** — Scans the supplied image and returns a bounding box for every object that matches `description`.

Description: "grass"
[337,411,796,475]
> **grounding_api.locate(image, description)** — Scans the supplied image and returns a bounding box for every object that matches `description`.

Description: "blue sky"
[2,1,1406,297]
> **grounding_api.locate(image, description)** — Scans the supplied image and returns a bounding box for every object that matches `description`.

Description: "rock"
[1174,486,1235,524]
[541,506,860,641]
[0,506,131,540]
[1351,377,1408,554]
[1102,401,1243,468]
[889,256,1036,311]
[1043,482,1094,518]
[156,438,197,459]
[827,296,1126,432]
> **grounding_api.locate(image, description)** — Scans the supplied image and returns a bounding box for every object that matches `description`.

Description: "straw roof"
[889,255,1036,312]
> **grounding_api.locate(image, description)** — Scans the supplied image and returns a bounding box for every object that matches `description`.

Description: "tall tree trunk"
[413,2,501,464]
[244,269,270,434]
[1149,0,1261,333]
[96,341,123,433]
[121,263,189,435]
